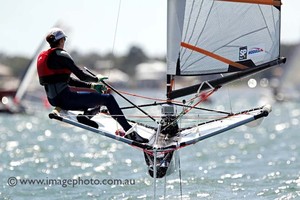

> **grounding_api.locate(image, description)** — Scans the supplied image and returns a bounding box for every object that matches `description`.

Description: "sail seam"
[181,0,205,61]
[181,1,214,69]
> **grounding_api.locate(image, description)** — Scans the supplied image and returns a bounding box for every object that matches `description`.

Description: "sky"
[0,0,299,58]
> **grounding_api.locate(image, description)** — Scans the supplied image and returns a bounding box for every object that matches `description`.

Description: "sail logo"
[248,47,264,55]
[239,46,247,60]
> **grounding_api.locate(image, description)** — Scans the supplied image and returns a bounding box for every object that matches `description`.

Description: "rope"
[111,0,122,55]
[183,88,217,114]
[117,89,183,104]
[108,0,122,73]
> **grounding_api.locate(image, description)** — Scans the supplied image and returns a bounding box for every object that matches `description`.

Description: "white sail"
[167,0,281,75]
[14,55,40,103]
[14,36,47,103]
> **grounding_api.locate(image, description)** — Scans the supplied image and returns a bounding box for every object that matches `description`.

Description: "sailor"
[37,27,148,143]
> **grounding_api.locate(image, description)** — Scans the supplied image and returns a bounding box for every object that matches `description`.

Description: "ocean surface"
[1,87,300,200]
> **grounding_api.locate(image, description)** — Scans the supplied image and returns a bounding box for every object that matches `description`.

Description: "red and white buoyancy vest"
[37,48,71,85]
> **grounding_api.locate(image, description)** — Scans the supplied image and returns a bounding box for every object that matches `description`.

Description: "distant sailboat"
[0,32,48,113]
[272,43,300,101]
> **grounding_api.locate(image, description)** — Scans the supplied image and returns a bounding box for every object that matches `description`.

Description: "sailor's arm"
[68,77,92,88]
[56,49,98,82]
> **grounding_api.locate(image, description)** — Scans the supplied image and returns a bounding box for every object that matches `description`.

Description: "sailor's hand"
[91,83,107,93]
[96,74,108,82]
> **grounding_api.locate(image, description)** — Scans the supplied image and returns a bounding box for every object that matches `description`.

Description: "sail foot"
[169,57,286,99]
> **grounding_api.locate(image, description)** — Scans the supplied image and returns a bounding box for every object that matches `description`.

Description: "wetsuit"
[37,48,132,131]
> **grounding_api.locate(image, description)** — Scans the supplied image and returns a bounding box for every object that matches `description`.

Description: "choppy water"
[1,88,300,199]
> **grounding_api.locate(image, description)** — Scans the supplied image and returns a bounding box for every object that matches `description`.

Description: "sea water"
[0,88,299,199]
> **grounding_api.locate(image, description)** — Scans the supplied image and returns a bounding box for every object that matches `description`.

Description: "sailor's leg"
[57,90,148,142]
[100,94,132,131]
[59,90,132,131]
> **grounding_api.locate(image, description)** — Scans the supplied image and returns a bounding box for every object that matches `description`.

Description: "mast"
[166,0,186,100]
[166,74,172,100]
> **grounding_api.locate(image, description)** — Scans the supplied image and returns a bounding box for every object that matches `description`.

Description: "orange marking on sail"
[216,0,281,6]
[181,42,248,70]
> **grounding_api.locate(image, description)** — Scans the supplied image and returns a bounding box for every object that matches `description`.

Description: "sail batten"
[167,0,282,76]
[181,42,248,70]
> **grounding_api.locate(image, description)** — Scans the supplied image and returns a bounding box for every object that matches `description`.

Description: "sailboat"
[0,23,62,114]
[49,0,285,180]
[0,36,47,114]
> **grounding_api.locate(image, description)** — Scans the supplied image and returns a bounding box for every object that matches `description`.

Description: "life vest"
[37,48,71,85]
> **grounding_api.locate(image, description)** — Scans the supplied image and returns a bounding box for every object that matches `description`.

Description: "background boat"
[272,43,300,101]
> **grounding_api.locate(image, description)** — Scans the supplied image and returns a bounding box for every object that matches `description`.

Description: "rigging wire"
[159,87,218,134]
[85,67,157,122]
[107,0,122,77]
[111,0,122,55]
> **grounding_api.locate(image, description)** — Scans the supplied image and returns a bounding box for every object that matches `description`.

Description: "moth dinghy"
[48,0,285,197]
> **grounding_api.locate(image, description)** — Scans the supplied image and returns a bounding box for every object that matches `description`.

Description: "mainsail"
[167,0,285,98]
